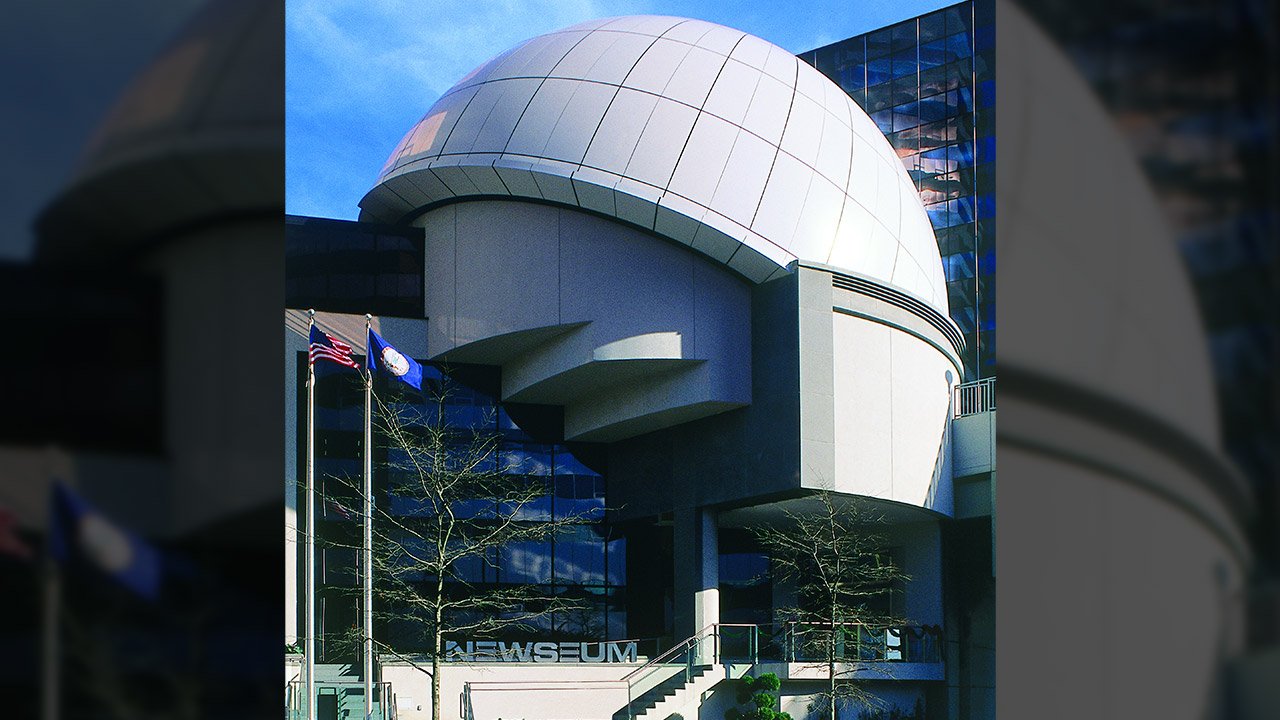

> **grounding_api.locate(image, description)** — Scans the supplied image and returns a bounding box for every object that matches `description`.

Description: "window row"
[357,525,625,587]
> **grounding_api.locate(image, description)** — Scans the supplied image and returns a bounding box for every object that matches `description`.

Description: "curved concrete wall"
[829,313,956,512]
[418,200,751,442]
[796,266,959,515]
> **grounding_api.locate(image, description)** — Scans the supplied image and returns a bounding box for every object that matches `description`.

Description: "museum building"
[285,13,996,720]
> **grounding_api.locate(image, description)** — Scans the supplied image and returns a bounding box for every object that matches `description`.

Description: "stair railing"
[620,624,719,720]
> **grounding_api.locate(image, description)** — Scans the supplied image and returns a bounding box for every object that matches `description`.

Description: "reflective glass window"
[553,475,605,521]
[330,274,374,300]
[553,589,607,640]
[978,78,995,109]
[390,534,431,581]
[866,81,893,112]
[606,533,626,586]
[891,76,919,106]
[945,8,971,37]
[919,63,952,97]
[917,119,954,151]
[451,497,495,519]
[324,547,357,586]
[606,591,627,640]
[952,303,976,334]
[974,23,994,53]
[872,109,894,134]
[555,525,606,585]
[977,192,995,219]
[926,202,950,228]
[554,448,605,520]
[501,475,552,521]
[388,487,436,517]
[891,51,918,79]
[944,32,972,61]
[948,282,971,314]
[918,147,952,175]
[502,442,553,475]
[920,10,947,43]
[867,28,892,58]
[449,540,493,584]
[500,539,552,584]
[866,57,893,88]
[918,95,949,124]
[947,252,975,281]
[890,21,916,53]
[838,63,865,93]
[892,102,919,132]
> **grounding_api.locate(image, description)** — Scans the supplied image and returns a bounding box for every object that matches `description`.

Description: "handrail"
[286,679,394,720]
[619,624,716,684]
[458,622,945,720]
[619,624,721,720]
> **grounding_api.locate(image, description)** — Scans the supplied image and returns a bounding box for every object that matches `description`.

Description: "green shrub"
[726,674,792,720]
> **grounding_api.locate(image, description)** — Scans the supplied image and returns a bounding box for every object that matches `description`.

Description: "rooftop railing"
[953,377,996,417]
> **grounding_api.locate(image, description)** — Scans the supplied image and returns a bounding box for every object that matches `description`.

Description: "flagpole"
[362,314,374,720]
[305,309,317,720]
[41,526,60,720]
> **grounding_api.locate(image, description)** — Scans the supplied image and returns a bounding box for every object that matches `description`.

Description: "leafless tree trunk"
[752,490,910,720]
[326,373,589,720]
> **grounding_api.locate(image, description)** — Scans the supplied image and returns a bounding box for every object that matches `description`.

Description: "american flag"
[0,505,33,561]
[309,325,359,369]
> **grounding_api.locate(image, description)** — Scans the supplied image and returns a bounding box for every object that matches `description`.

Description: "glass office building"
[801,0,995,379]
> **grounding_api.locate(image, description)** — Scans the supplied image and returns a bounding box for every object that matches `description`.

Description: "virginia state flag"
[49,482,162,600]
[367,328,423,390]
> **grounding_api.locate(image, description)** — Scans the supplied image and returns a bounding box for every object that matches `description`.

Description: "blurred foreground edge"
[0,0,1275,719]
[998,0,1277,719]
[1,0,283,717]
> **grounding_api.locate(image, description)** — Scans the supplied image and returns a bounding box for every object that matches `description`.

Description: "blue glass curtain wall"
[299,355,624,659]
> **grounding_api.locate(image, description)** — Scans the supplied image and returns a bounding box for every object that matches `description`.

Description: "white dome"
[360,15,947,315]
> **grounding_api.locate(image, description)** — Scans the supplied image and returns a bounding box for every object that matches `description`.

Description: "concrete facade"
[287,14,995,720]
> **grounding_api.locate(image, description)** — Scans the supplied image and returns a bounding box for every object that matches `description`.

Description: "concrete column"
[673,506,719,656]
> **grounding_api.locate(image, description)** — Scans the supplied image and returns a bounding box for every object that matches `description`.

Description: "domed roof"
[360,15,947,315]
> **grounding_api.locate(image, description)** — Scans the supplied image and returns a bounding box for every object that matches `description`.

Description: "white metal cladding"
[360,15,948,315]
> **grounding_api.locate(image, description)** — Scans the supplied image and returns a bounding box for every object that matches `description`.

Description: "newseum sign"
[444,639,639,663]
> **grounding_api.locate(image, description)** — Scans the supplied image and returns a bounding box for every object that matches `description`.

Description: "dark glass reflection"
[302,356,624,651]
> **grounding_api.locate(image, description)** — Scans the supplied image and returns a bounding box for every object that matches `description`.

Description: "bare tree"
[327,376,586,720]
[752,491,910,720]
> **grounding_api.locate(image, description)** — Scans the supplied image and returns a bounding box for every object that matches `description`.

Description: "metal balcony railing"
[953,377,996,417]
[459,622,945,720]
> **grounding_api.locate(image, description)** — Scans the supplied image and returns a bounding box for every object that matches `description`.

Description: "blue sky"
[286,0,956,220]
